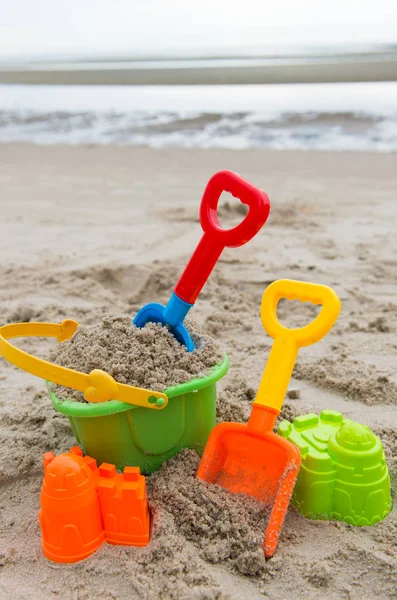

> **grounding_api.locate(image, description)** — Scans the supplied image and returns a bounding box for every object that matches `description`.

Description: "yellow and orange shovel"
[197,279,341,557]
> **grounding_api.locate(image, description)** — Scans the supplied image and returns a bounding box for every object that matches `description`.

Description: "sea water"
[1,82,396,151]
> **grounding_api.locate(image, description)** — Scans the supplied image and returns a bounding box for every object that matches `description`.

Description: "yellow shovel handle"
[0,320,168,410]
[255,279,341,413]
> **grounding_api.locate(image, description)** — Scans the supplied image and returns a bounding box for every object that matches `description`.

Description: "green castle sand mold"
[278,409,392,526]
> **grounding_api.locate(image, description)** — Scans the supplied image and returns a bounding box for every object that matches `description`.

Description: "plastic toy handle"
[254,280,341,414]
[0,321,168,410]
[174,170,270,304]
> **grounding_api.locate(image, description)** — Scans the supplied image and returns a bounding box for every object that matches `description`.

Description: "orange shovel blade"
[197,422,301,558]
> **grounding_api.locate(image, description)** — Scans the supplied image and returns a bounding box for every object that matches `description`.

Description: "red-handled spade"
[133,170,270,351]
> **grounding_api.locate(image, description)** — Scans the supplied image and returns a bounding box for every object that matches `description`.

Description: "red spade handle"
[174,170,270,304]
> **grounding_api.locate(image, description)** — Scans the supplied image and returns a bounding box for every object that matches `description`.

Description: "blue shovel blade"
[133,302,195,352]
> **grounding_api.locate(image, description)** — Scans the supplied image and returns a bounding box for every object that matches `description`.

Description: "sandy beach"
[0,144,396,599]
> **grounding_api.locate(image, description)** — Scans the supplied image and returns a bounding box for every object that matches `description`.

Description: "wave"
[1,83,397,151]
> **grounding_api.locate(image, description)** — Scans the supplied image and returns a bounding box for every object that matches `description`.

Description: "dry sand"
[50,316,223,401]
[0,144,396,599]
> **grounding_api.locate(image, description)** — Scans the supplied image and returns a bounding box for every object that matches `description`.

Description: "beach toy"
[39,447,105,563]
[0,318,228,473]
[133,170,270,351]
[97,462,150,547]
[39,446,150,563]
[197,279,341,557]
[49,355,228,473]
[278,410,392,525]
[0,320,168,409]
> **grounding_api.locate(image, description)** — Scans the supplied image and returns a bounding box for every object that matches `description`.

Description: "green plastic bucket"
[48,356,228,474]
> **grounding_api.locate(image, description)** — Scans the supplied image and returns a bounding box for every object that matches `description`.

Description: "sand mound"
[50,315,223,401]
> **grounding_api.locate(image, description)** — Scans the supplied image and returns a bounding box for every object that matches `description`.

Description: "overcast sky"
[1,0,397,59]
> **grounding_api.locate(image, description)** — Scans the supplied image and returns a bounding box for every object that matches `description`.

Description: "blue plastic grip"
[163,292,193,326]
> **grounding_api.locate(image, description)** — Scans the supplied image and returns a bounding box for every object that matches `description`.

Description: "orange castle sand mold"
[39,447,150,563]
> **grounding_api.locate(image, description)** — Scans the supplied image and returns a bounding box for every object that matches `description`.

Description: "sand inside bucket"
[50,314,224,402]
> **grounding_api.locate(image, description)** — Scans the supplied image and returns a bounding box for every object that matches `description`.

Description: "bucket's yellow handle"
[254,279,341,414]
[0,320,168,409]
